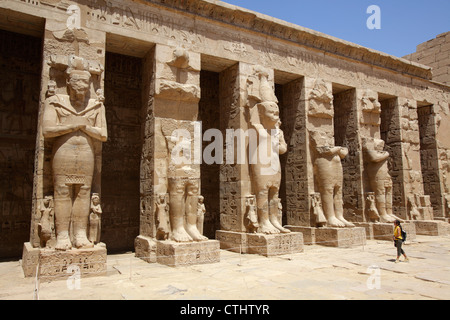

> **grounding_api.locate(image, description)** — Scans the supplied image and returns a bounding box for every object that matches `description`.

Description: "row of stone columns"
[24,19,447,273]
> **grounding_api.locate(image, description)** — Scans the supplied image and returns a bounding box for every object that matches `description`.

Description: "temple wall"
[0,0,449,257]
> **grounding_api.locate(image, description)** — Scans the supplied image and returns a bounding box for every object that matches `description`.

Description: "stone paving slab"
[0,235,449,300]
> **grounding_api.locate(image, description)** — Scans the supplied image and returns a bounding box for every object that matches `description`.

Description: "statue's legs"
[320,185,345,228]
[385,185,393,216]
[315,159,345,227]
[52,136,96,250]
[334,185,354,227]
[268,187,290,233]
[53,176,73,250]
[385,184,401,221]
[374,182,394,222]
[168,179,192,242]
[185,180,207,241]
[72,184,94,248]
[256,188,279,234]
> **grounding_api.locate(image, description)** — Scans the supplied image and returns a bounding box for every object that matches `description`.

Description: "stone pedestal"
[285,226,366,247]
[354,222,416,241]
[411,220,450,236]
[156,240,220,267]
[22,242,107,279]
[134,235,157,263]
[216,231,303,256]
[401,222,417,241]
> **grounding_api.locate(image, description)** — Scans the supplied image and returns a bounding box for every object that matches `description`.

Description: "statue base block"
[354,222,416,241]
[134,235,157,263]
[215,230,303,256]
[22,242,107,279]
[156,240,220,267]
[410,220,450,236]
[285,226,366,247]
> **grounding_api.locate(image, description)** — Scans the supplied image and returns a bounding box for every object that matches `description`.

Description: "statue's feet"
[185,225,208,242]
[337,217,355,227]
[171,227,193,242]
[388,214,403,222]
[74,235,94,249]
[258,221,280,234]
[55,236,72,251]
[327,217,346,228]
[269,217,291,233]
[380,214,396,223]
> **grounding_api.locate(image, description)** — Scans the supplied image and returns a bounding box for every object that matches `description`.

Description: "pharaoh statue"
[42,55,107,250]
[362,138,401,223]
[310,130,355,227]
[248,68,290,234]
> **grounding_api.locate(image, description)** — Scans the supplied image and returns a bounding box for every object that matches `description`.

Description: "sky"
[221,0,450,58]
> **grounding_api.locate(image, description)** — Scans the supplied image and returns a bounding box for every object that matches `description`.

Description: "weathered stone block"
[412,220,450,236]
[22,242,107,279]
[247,233,304,257]
[315,227,366,247]
[285,226,316,245]
[156,240,220,267]
[353,223,375,240]
[354,222,416,241]
[134,235,157,263]
[286,227,366,247]
[216,230,303,256]
[401,222,417,241]
[216,230,248,253]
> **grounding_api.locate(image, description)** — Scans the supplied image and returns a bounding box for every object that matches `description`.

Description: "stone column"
[379,97,405,220]
[435,100,450,220]
[358,89,398,223]
[22,16,108,278]
[418,103,444,219]
[334,88,364,222]
[135,44,220,266]
[279,78,311,226]
[398,98,434,221]
[218,62,250,234]
[306,78,355,228]
[286,79,366,246]
[216,63,303,256]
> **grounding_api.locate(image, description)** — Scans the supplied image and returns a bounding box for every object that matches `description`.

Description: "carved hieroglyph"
[42,54,107,250]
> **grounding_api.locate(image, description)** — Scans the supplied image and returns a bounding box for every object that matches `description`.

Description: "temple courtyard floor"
[0,234,449,300]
